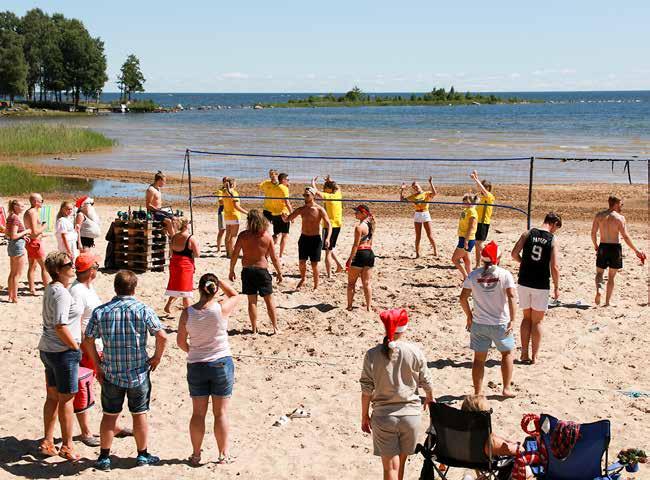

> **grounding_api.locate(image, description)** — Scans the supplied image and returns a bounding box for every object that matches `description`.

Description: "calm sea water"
[3,91,648,186]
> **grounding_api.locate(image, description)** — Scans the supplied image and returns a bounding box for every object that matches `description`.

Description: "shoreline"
[2,158,647,223]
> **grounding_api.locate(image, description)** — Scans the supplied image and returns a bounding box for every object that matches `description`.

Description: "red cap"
[379,308,409,348]
[75,252,100,273]
[480,241,501,264]
[75,196,89,209]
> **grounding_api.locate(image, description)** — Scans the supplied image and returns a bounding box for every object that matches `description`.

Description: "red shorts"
[26,239,46,260]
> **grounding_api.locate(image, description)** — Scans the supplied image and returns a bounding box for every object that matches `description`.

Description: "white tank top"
[186,303,231,363]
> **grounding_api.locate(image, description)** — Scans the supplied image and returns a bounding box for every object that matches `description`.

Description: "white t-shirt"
[38,282,84,352]
[463,265,515,326]
[56,216,79,259]
[70,280,104,351]
[79,207,102,238]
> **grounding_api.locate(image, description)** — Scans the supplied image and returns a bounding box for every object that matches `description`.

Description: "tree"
[0,30,28,103]
[117,54,145,101]
[344,85,364,102]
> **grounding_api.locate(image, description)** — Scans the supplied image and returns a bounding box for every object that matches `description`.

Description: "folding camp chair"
[416,402,514,479]
[39,205,55,233]
[0,206,7,245]
[524,414,629,480]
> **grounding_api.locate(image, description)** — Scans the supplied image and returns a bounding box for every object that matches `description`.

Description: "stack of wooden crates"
[113,218,168,273]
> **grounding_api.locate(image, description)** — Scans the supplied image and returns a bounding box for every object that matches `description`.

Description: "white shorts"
[413,211,432,223]
[517,285,549,312]
[225,219,240,226]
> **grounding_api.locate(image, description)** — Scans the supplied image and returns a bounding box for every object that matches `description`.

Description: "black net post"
[185,149,194,235]
[527,156,535,229]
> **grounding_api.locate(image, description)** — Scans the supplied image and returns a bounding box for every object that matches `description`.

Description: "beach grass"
[0,165,91,197]
[0,123,115,156]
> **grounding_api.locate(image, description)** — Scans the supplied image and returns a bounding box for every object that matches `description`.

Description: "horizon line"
[99,88,650,94]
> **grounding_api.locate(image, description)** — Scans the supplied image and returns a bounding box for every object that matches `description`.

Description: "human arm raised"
[218,279,241,318]
[311,177,324,199]
[399,183,408,201]
[428,176,438,197]
[470,170,490,197]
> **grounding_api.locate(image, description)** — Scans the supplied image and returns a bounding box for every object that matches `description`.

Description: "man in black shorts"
[591,195,646,306]
[229,210,283,334]
[282,187,331,290]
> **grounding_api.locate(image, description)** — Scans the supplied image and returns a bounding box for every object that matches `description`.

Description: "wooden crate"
[113,218,168,273]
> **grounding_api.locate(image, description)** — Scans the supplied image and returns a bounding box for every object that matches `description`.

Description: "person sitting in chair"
[145,171,175,237]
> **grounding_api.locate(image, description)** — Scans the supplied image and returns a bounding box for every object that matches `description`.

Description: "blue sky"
[4,0,649,92]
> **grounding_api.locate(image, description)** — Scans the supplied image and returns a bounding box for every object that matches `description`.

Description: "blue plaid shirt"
[86,296,162,388]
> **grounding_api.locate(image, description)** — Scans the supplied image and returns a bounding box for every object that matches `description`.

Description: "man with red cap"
[460,241,517,398]
[360,308,433,480]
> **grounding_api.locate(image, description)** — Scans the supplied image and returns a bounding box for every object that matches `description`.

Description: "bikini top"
[173,234,194,258]
[360,220,373,243]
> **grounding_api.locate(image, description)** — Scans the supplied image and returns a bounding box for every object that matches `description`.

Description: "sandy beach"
[0,193,648,479]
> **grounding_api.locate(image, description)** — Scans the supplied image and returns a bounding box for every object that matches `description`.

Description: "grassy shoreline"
[0,123,115,157]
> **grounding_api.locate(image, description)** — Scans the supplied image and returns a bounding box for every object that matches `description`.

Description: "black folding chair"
[416,402,513,479]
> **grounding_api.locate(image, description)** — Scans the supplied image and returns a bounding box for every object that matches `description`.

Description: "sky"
[4,0,650,93]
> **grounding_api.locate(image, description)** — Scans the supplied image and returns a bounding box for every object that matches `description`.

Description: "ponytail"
[381,336,392,358]
[198,273,219,297]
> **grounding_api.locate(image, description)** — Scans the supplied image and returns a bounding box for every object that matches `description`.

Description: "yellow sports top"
[457,206,478,240]
[407,191,434,212]
[476,192,495,225]
[321,190,343,228]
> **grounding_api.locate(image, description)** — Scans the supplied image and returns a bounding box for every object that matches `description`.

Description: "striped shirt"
[186,303,231,363]
[86,296,162,388]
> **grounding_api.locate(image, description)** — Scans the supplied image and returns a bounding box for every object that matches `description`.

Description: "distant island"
[262,86,542,108]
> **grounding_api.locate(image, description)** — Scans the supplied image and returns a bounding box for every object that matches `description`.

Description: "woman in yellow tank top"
[223,177,248,258]
[451,193,478,280]
[399,177,438,258]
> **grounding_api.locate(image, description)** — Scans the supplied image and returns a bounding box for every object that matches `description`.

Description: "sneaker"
[136,453,160,466]
[95,456,111,471]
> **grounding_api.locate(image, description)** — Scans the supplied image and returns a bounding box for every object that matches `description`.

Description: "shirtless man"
[591,195,646,306]
[23,193,51,294]
[282,187,332,290]
[145,171,175,236]
[229,209,283,334]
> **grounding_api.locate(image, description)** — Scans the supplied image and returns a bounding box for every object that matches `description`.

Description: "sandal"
[39,439,59,457]
[59,445,81,462]
[216,453,235,464]
[115,427,133,438]
[188,453,201,467]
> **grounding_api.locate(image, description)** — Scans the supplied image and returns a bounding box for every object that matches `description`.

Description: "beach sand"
[0,196,648,479]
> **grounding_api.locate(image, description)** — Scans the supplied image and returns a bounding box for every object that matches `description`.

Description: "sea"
[3,91,649,188]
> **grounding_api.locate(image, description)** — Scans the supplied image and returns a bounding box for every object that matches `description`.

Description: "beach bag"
[73,366,95,413]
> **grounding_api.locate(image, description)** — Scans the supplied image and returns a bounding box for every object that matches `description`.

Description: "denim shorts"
[7,238,26,257]
[101,375,151,415]
[40,349,82,394]
[187,356,234,398]
[470,323,515,352]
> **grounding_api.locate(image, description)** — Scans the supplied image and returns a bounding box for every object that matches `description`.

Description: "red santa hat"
[480,241,501,264]
[75,196,93,209]
[379,308,409,348]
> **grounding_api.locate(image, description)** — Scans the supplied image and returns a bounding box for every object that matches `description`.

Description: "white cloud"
[510,72,521,78]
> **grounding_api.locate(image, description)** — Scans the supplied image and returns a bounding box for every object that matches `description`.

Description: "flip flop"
[115,427,134,438]
[288,408,311,419]
[216,453,235,464]
[59,445,81,462]
[188,453,201,467]
[273,415,290,427]
[80,435,101,447]
[39,439,59,457]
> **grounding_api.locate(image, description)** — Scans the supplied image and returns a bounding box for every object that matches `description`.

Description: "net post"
[185,149,194,235]
[527,156,535,229]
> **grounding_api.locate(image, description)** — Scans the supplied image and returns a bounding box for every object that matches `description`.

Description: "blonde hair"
[461,394,490,413]
[45,251,71,281]
[176,217,190,231]
[56,201,73,219]
[247,209,269,235]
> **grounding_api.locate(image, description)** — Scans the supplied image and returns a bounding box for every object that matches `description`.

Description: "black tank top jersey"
[518,228,553,290]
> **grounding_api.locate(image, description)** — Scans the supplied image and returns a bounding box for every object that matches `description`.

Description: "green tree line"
[0,9,108,107]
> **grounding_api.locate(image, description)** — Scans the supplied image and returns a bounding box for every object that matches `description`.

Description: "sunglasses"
[62,262,75,270]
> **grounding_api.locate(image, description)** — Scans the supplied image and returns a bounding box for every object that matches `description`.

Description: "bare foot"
[30,289,37,296]
[594,292,601,305]
[501,389,517,399]
[415,253,420,259]
[335,266,344,274]
[346,305,354,311]
[296,279,305,290]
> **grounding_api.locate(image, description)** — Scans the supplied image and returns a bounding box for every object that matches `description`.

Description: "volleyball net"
[178,149,648,229]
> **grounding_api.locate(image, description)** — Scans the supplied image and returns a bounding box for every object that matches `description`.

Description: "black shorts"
[323,227,341,250]
[263,210,273,222]
[80,236,96,248]
[241,266,273,297]
[272,215,290,235]
[298,234,322,262]
[351,249,375,268]
[596,243,623,270]
[152,210,173,222]
[475,223,490,242]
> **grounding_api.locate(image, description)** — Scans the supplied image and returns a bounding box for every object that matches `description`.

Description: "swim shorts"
[298,234,322,262]
[241,266,273,297]
[351,249,375,268]
[470,323,515,353]
[152,210,173,222]
[517,285,550,312]
[272,215,290,235]
[26,238,46,259]
[413,211,432,223]
[475,223,490,242]
[457,237,476,252]
[323,227,340,250]
[596,243,623,270]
